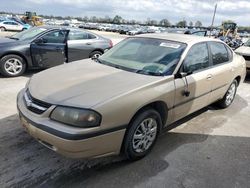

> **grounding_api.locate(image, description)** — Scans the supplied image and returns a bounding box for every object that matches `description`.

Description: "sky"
[1,0,250,26]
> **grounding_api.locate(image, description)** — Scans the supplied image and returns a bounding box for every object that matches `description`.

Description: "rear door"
[30,30,68,68]
[173,42,212,121]
[67,30,97,62]
[208,42,233,103]
[11,22,21,31]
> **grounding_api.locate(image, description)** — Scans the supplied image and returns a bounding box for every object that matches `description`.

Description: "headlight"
[50,106,101,128]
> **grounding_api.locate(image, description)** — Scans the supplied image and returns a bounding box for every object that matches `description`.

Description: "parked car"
[0,20,24,31]
[235,39,250,71]
[17,34,246,160]
[10,18,31,30]
[0,26,113,77]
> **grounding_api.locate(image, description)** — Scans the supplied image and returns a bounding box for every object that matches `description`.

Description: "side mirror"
[175,71,192,79]
[34,38,46,44]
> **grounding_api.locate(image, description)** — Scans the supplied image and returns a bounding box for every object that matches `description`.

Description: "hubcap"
[225,83,236,106]
[4,58,23,75]
[132,118,157,153]
[92,53,101,59]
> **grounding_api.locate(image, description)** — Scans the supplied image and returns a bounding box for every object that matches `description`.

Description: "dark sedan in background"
[0,26,113,77]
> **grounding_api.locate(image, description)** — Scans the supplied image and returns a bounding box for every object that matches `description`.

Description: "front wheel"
[123,109,162,161]
[0,55,26,77]
[216,79,238,108]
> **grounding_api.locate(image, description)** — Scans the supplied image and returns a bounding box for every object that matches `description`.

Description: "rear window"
[210,42,229,65]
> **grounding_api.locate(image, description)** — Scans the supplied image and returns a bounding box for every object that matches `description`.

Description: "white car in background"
[0,20,24,31]
[235,39,250,72]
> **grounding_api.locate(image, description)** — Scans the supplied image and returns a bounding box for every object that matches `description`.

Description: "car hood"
[0,37,19,46]
[28,59,163,108]
[235,46,250,55]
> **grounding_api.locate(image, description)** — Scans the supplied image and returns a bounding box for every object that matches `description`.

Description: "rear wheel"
[123,109,162,161]
[0,55,26,77]
[0,27,6,32]
[216,79,237,108]
[90,51,103,59]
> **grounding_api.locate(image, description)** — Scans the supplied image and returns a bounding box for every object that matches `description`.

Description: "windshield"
[244,39,250,47]
[10,27,47,40]
[99,38,186,76]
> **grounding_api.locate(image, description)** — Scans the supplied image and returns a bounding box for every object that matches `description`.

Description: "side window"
[12,22,18,25]
[183,43,209,73]
[42,30,67,43]
[210,42,229,65]
[68,30,88,40]
[88,33,97,39]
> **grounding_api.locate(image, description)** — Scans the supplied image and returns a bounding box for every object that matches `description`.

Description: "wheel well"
[0,53,28,68]
[129,101,168,130]
[235,76,241,86]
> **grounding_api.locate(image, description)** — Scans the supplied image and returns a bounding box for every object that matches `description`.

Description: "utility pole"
[210,3,217,37]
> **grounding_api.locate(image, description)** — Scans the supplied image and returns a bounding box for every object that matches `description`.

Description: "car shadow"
[244,72,250,83]
[0,69,41,79]
[0,94,248,188]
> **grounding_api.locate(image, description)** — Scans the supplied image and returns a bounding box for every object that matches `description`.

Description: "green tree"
[195,21,202,27]
[176,20,187,27]
[159,19,171,26]
[113,15,122,24]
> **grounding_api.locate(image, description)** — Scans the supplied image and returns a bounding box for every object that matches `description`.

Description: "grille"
[242,55,250,61]
[24,90,51,114]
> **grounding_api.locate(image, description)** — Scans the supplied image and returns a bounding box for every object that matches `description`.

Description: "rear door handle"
[86,42,92,45]
[206,74,212,80]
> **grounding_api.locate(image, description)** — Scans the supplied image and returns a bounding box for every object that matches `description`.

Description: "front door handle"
[206,74,212,80]
[86,42,92,45]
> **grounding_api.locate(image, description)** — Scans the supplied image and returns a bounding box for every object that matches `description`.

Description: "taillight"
[109,40,113,48]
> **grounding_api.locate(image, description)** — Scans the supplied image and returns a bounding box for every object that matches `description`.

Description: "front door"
[30,30,67,68]
[173,42,212,121]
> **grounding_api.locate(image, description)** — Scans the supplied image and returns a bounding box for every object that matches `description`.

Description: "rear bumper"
[17,89,126,158]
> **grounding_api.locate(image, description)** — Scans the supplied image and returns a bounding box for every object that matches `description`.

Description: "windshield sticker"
[160,43,181,48]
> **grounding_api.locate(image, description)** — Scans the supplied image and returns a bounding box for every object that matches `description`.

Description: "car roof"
[36,25,80,31]
[136,33,219,44]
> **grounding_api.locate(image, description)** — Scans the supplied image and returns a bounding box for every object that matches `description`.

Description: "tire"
[0,27,6,32]
[123,108,162,161]
[0,55,26,77]
[216,79,238,108]
[89,51,103,59]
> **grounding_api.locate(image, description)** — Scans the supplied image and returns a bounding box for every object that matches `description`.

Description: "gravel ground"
[0,30,250,188]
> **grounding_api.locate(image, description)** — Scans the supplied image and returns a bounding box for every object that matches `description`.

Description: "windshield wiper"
[136,69,164,76]
[6,36,19,40]
[96,59,124,70]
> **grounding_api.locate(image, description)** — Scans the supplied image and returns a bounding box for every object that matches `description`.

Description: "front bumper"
[17,89,126,158]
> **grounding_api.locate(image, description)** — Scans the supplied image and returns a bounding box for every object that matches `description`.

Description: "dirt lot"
[0,30,250,188]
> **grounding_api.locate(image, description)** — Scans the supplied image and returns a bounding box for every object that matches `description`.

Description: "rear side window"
[183,42,209,73]
[88,33,97,39]
[68,30,88,40]
[209,42,229,65]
